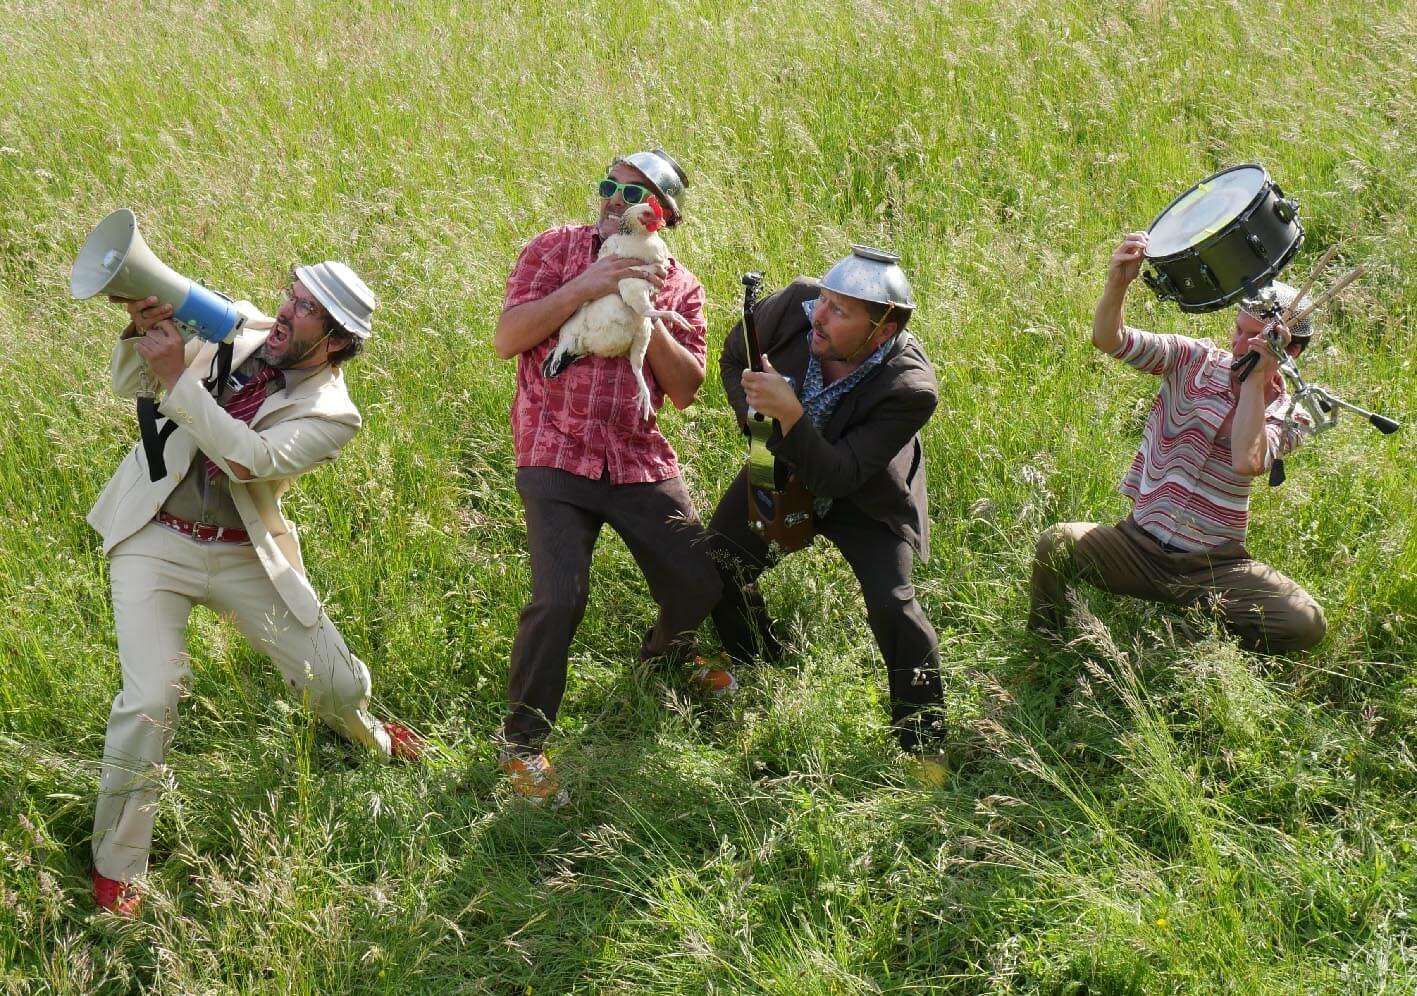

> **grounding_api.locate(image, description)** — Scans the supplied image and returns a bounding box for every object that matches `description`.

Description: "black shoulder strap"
[136,396,180,482]
[137,339,234,483]
[203,340,235,396]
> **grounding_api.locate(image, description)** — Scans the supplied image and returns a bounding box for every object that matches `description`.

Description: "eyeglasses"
[281,286,327,320]
[597,178,654,204]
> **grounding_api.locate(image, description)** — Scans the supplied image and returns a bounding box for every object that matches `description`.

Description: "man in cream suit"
[88,262,419,915]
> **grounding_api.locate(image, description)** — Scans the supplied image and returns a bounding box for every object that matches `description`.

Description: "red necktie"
[203,365,282,481]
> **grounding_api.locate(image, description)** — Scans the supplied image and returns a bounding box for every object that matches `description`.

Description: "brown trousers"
[1028,517,1325,653]
[503,467,722,750]
[705,468,944,750]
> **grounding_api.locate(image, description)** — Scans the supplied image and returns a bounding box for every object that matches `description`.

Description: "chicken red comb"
[647,195,664,221]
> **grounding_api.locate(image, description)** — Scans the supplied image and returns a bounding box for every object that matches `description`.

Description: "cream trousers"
[92,521,389,882]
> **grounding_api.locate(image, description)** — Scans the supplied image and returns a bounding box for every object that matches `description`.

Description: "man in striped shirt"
[1028,232,1326,653]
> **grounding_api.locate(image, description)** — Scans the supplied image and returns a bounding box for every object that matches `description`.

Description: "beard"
[259,321,306,369]
[810,326,847,362]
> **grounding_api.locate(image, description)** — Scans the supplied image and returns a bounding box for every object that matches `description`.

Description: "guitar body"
[740,272,816,555]
[748,475,816,554]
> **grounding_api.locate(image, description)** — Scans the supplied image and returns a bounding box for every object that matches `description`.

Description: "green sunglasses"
[597,178,654,204]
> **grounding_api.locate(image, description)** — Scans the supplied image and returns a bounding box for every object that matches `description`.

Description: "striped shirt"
[1110,327,1305,551]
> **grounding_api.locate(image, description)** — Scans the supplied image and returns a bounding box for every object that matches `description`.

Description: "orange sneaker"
[384,721,424,762]
[498,750,569,808]
[92,868,142,917]
[689,656,739,699]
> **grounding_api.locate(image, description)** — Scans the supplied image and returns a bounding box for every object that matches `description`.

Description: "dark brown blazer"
[720,277,938,560]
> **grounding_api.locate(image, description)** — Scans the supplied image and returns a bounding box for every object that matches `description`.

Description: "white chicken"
[542,197,690,420]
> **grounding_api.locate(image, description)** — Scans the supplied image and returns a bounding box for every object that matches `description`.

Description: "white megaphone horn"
[71,208,244,344]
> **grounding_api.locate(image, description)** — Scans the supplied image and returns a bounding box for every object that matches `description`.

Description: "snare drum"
[1142,164,1303,313]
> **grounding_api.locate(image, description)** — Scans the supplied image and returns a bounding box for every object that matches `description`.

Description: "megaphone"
[71,208,244,344]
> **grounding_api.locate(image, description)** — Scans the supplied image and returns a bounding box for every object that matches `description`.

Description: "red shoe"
[384,721,425,762]
[92,868,141,916]
[689,656,739,699]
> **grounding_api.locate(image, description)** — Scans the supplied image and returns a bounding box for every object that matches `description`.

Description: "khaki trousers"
[1028,517,1325,653]
[93,521,389,883]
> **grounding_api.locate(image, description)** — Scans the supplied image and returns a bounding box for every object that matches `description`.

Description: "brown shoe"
[92,868,142,916]
[689,656,739,699]
[384,721,424,762]
[498,750,569,808]
[908,752,951,788]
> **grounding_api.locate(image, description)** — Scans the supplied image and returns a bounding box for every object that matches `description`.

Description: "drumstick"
[1282,245,1340,323]
[1287,265,1365,327]
[1234,350,1261,381]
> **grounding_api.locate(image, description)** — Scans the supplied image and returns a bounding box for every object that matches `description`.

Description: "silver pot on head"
[821,245,915,322]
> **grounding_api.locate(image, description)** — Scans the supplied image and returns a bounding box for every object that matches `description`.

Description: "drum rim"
[1143,162,1274,262]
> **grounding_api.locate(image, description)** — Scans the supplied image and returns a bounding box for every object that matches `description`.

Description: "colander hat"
[293,261,376,339]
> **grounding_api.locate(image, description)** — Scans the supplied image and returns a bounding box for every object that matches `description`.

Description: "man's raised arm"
[1092,231,1149,355]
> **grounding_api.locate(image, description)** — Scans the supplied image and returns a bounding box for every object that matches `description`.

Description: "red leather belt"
[155,511,251,544]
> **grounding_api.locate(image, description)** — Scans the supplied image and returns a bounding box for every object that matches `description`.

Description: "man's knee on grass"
[1244,596,1327,655]
[1029,522,1089,632]
[1034,522,1089,572]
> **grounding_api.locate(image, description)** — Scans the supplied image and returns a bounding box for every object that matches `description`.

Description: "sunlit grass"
[1,0,1414,991]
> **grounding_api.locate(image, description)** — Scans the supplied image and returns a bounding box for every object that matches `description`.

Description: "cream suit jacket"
[87,304,362,627]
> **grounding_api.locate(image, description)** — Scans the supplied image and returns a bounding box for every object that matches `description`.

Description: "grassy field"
[1,0,1415,991]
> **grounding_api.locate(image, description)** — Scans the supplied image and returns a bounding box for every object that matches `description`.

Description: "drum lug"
[1142,267,1173,300]
[1197,261,1220,291]
[1246,232,1270,259]
[1274,195,1299,223]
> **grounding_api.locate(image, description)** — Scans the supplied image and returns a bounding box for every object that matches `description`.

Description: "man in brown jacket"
[703,247,944,752]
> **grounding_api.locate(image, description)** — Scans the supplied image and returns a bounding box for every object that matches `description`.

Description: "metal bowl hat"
[612,148,689,225]
[294,261,376,339]
[1239,279,1315,344]
[821,245,915,311]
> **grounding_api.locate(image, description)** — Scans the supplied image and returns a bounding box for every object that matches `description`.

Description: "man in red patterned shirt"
[491,149,724,803]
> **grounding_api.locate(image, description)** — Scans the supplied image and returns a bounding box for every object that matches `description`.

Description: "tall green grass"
[1,0,1414,991]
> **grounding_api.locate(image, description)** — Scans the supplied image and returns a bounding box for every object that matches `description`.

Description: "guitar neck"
[741,272,765,374]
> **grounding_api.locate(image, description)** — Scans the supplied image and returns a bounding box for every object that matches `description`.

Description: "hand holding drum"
[1107,232,1150,289]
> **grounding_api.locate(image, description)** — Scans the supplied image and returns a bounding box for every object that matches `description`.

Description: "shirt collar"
[280,363,319,390]
[242,354,317,392]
